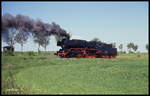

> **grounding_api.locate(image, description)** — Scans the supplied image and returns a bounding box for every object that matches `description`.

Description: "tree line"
[91,37,149,53]
[2,28,62,52]
[3,33,148,53]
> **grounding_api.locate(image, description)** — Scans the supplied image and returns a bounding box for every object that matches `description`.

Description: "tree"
[15,31,28,52]
[119,44,123,53]
[33,35,50,52]
[111,42,116,48]
[91,37,101,42]
[3,28,18,50]
[54,35,62,42]
[33,36,44,53]
[127,43,134,53]
[127,43,138,53]
[146,44,148,52]
[41,36,50,52]
[54,32,72,42]
[132,44,138,53]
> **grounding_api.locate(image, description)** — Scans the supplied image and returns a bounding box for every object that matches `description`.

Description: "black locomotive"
[55,39,117,58]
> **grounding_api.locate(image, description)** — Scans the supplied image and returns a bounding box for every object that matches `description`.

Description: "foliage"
[3,28,18,46]
[119,44,123,52]
[3,51,14,56]
[111,42,116,48]
[127,43,138,53]
[33,36,44,52]
[127,43,133,53]
[146,44,148,51]
[91,37,102,43]
[33,37,43,47]
[33,35,50,52]
[41,36,50,51]
[28,51,36,56]
[54,32,71,42]
[132,44,138,52]
[15,30,28,52]
[118,51,126,54]
[54,35,62,42]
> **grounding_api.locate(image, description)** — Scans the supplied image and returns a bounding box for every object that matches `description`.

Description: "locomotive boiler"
[55,39,117,58]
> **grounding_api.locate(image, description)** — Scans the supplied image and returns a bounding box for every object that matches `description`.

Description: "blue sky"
[1,1,149,52]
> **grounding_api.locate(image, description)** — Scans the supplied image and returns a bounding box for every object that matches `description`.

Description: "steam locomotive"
[55,39,117,58]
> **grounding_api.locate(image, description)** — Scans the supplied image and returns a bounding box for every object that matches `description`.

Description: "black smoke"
[2,13,70,42]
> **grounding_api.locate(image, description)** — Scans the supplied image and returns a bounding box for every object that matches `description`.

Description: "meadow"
[1,51,149,94]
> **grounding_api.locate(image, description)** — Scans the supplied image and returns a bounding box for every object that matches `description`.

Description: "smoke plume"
[2,13,70,42]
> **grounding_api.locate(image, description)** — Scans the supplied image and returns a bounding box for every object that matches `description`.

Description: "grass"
[1,52,149,94]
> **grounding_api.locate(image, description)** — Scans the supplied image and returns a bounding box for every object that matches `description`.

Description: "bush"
[129,51,134,54]
[137,54,141,58]
[118,51,126,55]
[28,51,36,56]
[3,51,14,56]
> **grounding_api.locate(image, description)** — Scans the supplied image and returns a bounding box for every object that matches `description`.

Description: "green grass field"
[1,52,149,94]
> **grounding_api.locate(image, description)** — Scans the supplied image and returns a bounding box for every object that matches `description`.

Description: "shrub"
[3,51,15,56]
[28,51,35,56]
[137,54,141,58]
